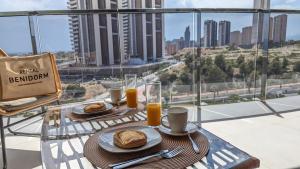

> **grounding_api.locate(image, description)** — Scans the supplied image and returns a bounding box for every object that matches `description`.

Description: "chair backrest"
[0,48,8,57]
[0,52,62,101]
[0,50,62,116]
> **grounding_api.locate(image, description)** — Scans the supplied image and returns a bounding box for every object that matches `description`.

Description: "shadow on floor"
[0,148,41,169]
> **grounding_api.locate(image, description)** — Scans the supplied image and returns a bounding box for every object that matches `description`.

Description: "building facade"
[273,14,287,43]
[184,26,190,48]
[241,26,252,46]
[204,20,217,48]
[230,31,241,46]
[68,0,164,66]
[218,20,231,46]
[251,0,270,44]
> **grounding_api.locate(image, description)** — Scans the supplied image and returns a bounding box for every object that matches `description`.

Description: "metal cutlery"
[109,150,169,168]
[188,133,200,154]
[112,146,184,169]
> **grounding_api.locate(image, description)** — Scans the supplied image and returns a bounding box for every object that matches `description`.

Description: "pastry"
[84,103,106,113]
[113,130,147,149]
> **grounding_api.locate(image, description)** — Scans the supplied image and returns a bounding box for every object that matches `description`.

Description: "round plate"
[98,126,162,153]
[72,102,113,115]
[158,122,198,136]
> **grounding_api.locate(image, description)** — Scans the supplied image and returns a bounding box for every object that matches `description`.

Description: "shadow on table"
[0,148,41,169]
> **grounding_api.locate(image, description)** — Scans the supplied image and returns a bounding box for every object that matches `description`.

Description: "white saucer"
[104,97,126,105]
[158,122,198,136]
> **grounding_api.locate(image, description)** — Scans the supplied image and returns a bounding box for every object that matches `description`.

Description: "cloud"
[271,0,300,9]
[0,0,67,12]
[286,0,297,3]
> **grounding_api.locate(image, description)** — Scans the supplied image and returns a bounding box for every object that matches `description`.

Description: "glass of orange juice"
[125,74,137,108]
[146,81,161,127]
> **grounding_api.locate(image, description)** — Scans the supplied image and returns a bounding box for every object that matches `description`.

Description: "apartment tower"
[184,26,190,48]
[68,0,164,66]
[204,20,217,48]
[230,31,241,46]
[218,20,231,46]
[273,14,287,43]
[251,0,270,44]
[241,26,252,46]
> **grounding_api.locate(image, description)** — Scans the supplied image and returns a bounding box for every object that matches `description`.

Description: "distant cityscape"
[165,14,287,55]
[68,0,288,66]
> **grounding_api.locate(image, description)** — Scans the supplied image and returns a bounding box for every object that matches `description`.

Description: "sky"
[0,0,300,54]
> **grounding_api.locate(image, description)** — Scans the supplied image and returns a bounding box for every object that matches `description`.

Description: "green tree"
[179,72,192,85]
[236,55,245,66]
[226,64,234,78]
[256,56,265,73]
[228,94,240,103]
[214,55,226,72]
[282,57,289,72]
[159,72,177,86]
[269,57,282,75]
[184,53,194,73]
[206,66,227,83]
[205,57,213,66]
[293,61,300,72]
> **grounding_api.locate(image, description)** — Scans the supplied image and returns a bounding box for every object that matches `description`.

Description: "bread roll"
[114,130,147,149]
[84,103,106,113]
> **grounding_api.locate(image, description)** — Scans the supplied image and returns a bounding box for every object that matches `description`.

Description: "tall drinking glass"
[146,81,161,126]
[125,74,137,108]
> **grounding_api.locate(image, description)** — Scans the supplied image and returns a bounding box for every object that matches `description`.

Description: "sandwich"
[113,130,147,149]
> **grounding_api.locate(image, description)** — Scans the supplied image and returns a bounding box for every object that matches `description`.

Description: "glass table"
[41,102,260,169]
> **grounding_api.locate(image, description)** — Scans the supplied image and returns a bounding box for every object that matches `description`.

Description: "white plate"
[98,126,162,153]
[158,122,198,136]
[72,102,113,115]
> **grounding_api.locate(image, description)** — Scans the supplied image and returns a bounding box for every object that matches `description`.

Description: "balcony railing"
[1,7,300,123]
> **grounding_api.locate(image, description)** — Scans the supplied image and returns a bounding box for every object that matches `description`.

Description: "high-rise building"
[273,14,287,43]
[269,17,273,41]
[230,31,241,46]
[218,20,231,46]
[251,0,270,44]
[196,13,201,48]
[204,20,217,48]
[184,26,190,47]
[68,0,81,62]
[241,26,252,46]
[68,0,164,66]
[165,41,177,55]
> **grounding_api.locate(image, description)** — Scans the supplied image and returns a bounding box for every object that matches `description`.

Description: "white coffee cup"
[110,88,122,105]
[160,107,188,133]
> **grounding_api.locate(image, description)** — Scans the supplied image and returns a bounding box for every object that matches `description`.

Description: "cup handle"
[160,115,170,129]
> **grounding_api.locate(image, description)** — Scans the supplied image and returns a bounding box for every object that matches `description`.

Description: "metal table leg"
[0,116,7,169]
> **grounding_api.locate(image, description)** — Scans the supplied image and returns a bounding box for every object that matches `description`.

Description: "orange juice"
[126,88,137,108]
[147,103,161,126]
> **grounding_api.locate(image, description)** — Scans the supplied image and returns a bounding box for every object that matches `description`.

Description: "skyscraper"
[184,26,190,47]
[269,17,274,41]
[251,0,270,44]
[241,26,252,46]
[230,31,241,46]
[218,20,231,46]
[204,20,217,48]
[273,14,287,43]
[68,0,164,66]
[68,0,81,62]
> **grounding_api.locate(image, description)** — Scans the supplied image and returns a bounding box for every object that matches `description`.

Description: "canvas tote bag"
[0,52,62,101]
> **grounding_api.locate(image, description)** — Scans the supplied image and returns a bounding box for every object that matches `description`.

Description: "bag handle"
[0,48,8,57]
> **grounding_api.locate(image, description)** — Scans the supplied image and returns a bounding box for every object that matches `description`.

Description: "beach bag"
[0,52,62,101]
